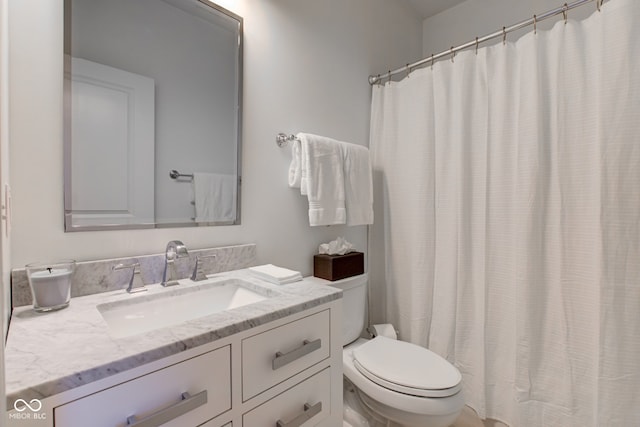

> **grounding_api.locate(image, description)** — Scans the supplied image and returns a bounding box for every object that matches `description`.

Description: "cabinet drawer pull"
[272,338,321,370]
[126,390,208,427]
[276,402,322,427]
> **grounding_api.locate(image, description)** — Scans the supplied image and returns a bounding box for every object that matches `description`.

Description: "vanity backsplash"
[11,243,257,308]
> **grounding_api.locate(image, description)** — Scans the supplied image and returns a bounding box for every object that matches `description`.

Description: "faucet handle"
[191,254,217,282]
[113,262,147,294]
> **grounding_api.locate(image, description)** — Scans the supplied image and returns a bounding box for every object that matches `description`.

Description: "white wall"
[422,0,597,57]
[0,0,8,418]
[8,0,422,276]
[0,0,8,336]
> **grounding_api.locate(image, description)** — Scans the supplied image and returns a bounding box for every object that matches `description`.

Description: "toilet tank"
[305,273,368,346]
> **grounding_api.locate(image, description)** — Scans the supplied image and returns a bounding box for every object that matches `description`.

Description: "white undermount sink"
[97,277,274,338]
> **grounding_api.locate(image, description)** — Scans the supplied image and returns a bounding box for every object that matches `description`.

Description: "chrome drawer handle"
[272,338,321,370]
[276,402,322,427]
[126,390,207,427]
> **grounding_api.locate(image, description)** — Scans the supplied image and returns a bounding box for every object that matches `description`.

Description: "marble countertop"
[4,270,341,408]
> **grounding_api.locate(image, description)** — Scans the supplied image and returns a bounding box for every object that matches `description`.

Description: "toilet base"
[344,378,389,427]
[357,387,460,427]
[344,377,460,427]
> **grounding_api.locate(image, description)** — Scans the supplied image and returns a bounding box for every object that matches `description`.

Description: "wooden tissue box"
[313,252,364,281]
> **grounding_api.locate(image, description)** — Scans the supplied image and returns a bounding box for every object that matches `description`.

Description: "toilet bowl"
[344,337,464,427]
[305,274,465,427]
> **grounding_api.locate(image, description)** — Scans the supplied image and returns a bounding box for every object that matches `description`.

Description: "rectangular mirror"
[64,0,242,231]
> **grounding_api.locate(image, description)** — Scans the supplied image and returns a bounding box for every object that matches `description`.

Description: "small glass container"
[25,260,76,312]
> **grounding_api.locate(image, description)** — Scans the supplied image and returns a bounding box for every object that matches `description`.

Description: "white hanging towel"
[288,138,303,188]
[297,133,346,226]
[192,172,236,222]
[341,142,373,225]
[288,133,373,226]
[288,137,309,192]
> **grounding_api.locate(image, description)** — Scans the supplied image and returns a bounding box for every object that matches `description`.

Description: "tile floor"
[451,406,509,427]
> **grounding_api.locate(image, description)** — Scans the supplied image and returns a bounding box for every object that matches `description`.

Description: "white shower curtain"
[369,1,640,426]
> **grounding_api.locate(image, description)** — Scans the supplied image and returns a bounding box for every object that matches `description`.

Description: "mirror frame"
[63,0,243,232]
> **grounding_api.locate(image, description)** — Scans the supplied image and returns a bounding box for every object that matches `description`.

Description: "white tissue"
[318,236,354,255]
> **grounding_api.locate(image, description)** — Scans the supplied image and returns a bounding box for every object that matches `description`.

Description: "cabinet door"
[243,368,331,427]
[55,346,230,427]
[242,310,330,400]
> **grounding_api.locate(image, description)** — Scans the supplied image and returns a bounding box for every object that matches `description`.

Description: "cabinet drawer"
[200,421,231,427]
[242,310,330,400]
[243,368,331,427]
[55,345,231,427]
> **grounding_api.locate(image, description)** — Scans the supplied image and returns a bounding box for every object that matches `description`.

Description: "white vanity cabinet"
[242,310,331,400]
[54,345,231,427]
[243,368,331,427]
[8,300,342,427]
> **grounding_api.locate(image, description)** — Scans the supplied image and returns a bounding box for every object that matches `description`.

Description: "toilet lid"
[352,336,462,398]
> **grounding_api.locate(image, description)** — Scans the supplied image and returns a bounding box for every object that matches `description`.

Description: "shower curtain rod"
[369,0,605,85]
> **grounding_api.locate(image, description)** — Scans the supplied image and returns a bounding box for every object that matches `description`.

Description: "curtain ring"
[597,0,603,12]
[387,70,392,85]
[405,63,411,78]
[563,3,568,24]
[475,37,479,55]
[533,14,537,35]
[450,46,455,63]
[431,53,435,70]
[502,26,507,45]
[376,74,381,85]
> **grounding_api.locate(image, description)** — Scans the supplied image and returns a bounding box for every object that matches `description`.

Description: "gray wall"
[422,0,597,56]
[8,0,422,276]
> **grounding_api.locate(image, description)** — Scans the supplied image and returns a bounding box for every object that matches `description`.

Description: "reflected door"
[68,57,155,226]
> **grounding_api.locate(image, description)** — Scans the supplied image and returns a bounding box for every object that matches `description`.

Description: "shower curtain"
[369,1,640,426]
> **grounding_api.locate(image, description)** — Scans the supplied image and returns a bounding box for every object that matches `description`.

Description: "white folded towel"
[341,142,374,225]
[248,264,303,285]
[298,133,347,226]
[192,172,236,222]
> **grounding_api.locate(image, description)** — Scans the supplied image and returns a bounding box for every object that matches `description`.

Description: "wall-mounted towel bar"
[169,169,194,180]
[276,133,300,148]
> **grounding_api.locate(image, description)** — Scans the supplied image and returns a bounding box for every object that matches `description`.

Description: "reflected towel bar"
[169,170,194,180]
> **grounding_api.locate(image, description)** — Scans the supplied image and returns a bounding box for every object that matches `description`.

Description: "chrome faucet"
[162,240,189,286]
[112,262,147,293]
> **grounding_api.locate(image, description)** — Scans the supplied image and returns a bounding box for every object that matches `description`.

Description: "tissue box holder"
[313,252,364,281]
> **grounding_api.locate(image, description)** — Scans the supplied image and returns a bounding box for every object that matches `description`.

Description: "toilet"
[307,273,464,427]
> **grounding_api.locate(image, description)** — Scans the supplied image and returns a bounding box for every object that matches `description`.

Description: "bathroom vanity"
[5,270,343,426]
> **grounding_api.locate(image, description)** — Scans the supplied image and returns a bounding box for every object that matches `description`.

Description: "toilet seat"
[352,336,462,398]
